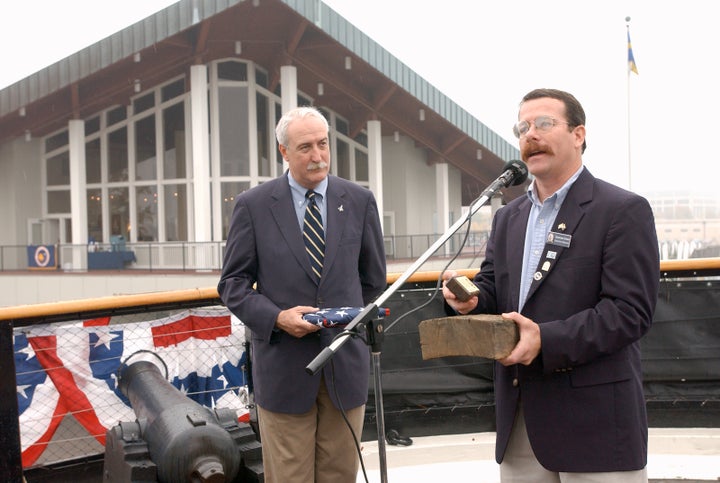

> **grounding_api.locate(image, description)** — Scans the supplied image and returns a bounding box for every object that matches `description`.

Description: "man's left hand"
[497,311,541,366]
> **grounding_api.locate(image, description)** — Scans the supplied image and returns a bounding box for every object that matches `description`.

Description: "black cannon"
[103,355,262,482]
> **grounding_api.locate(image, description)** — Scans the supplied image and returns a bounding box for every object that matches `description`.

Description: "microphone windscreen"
[503,160,528,186]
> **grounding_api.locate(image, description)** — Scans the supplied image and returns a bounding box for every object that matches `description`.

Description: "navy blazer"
[472,168,659,472]
[218,174,386,414]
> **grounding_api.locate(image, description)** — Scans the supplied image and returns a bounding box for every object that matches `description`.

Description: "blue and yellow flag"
[627,29,639,75]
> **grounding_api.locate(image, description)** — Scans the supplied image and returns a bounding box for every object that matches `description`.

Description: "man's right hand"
[276,306,322,338]
[442,270,479,315]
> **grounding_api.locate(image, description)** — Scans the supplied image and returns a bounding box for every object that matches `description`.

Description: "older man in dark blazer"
[444,89,659,482]
[218,106,386,483]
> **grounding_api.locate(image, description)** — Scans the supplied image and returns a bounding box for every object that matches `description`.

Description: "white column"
[190,65,211,242]
[280,65,298,114]
[435,162,450,231]
[69,119,88,270]
[280,65,298,174]
[436,162,450,255]
[367,120,384,232]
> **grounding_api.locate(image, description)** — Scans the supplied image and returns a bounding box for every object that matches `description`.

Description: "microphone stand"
[306,170,518,483]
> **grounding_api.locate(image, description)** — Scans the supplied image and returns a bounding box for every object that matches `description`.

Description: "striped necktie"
[303,190,325,282]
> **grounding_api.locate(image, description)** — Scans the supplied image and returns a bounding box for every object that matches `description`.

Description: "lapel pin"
[338,205,344,212]
[558,222,566,231]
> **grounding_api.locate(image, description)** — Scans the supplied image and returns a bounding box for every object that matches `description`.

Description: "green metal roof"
[0,0,518,161]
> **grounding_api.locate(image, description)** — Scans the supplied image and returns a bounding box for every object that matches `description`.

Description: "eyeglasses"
[512,116,570,138]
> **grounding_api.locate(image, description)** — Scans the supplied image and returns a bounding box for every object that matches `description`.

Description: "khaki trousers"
[257,378,365,483]
[500,406,648,483]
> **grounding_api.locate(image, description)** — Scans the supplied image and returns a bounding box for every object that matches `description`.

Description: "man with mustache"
[443,89,659,482]
[218,106,386,482]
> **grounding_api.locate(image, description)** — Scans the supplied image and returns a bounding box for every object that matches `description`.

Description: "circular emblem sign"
[34,245,51,267]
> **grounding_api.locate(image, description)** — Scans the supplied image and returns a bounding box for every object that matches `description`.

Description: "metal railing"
[5,232,719,273]
[1,231,491,272]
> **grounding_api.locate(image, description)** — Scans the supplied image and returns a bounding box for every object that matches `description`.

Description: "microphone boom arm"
[305,162,523,375]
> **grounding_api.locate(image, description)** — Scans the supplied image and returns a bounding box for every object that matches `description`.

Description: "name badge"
[547,231,572,248]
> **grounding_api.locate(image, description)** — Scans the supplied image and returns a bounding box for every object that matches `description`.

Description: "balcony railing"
[3,231,718,272]
[0,231,491,272]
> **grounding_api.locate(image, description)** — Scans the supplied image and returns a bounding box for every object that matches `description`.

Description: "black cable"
[329,358,370,483]
[384,214,474,334]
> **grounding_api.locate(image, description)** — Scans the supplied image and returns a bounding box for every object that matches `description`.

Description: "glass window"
[87,188,103,242]
[47,190,70,214]
[256,92,271,177]
[45,130,68,153]
[298,94,312,107]
[218,61,248,81]
[47,151,70,186]
[221,181,250,239]
[133,92,155,115]
[64,218,73,244]
[109,187,130,239]
[161,79,185,102]
[275,102,284,172]
[107,106,127,126]
[336,117,349,136]
[108,128,128,182]
[86,139,102,183]
[135,115,157,180]
[336,139,350,180]
[318,107,330,122]
[85,116,100,136]
[164,184,187,241]
[136,185,158,241]
[354,131,368,147]
[163,103,186,179]
[219,86,250,176]
[355,148,369,182]
[255,69,268,88]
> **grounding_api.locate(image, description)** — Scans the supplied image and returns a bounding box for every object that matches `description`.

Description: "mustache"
[307,161,328,171]
[521,142,551,159]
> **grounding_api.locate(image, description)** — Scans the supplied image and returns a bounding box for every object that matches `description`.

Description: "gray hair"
[275,106,329,146]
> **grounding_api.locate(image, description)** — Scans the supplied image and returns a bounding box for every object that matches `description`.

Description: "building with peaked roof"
[0,0,524,302]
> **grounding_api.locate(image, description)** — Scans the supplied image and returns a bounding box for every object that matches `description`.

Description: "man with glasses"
[443,88,659,482]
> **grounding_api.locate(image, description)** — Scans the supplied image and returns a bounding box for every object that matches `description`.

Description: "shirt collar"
[526,165,584,207]
[288,173,328,201]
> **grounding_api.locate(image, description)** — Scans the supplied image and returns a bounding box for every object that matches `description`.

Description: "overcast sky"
[3,0,718,197]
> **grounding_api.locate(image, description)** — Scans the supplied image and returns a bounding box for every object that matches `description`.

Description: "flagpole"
[625,16,638,191]
[626,16,633,191]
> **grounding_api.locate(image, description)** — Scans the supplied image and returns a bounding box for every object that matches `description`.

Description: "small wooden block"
[418,314,519,360]
[445,275,480,302]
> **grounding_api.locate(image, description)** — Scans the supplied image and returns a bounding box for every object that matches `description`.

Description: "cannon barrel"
[117,359,241,483]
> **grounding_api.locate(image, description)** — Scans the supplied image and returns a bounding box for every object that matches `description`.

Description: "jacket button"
[512,378,519,387]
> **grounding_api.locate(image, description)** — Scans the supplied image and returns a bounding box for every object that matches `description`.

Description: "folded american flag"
[303,307,390,328]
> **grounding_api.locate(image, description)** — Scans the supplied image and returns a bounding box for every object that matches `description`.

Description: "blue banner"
[27,245,57,270]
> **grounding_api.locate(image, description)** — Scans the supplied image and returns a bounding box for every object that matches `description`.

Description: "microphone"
[475,159,528,202]
[498,159,529,187]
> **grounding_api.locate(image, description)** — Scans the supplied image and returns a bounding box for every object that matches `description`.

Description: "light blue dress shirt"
[288,173,328,231]
[518,166,584,311]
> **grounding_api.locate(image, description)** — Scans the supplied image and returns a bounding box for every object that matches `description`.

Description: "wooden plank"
[419,314,519,360]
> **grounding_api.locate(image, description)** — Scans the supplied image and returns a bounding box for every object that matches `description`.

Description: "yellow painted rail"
[2,259,719,322]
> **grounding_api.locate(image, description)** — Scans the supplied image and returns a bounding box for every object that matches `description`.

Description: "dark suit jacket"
[218,174,386,414]
[472,168,659,472]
